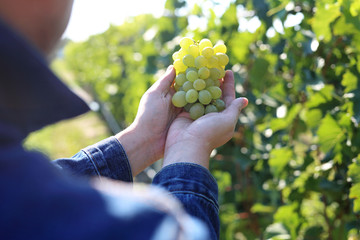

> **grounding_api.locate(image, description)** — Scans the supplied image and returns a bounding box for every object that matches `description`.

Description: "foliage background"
[25,0,360,239]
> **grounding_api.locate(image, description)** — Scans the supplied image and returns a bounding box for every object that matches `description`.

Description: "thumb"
[224,97,248,121]
[152,65,175,92]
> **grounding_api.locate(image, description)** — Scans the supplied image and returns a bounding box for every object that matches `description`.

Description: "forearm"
[152,163,220,239]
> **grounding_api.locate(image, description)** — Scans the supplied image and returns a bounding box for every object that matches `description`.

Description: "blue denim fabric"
[54,137,133,182]
[153,163,220,240]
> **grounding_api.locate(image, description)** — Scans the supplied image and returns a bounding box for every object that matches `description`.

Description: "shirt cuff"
[152,163,218,210]
[82,136,133,182]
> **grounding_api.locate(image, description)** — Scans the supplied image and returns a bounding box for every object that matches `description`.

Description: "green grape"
[207,56,218,68]
[184,103,194,112]
[195,56,207,69]
[183,54,195,67]
[188,44,199,58]
[172,51,179,60]
[182,81,194,92]
[186,70,198,82]
[172,91,187,107]
[205,104,218,114]
[178,48,188,59]
[213,43,227,54]
[174,59,187,73]
[193,79,206,91]
[219,68,226,78]
[175,73,186,86]
[214,99,226,111]
[205,78,215,87]
[207,86,222,99]
[180,37,194,49]
[199,90,212,105]
[198,67,210,79]
[210,68,221,80]
[186,67,197,74]
[213,79,221,87]
[216,53,229,66]
[199,39,213,51]
[189,103,205,120]
[185,89,198,103]
[174,83,181,91]
[201,47,214,58]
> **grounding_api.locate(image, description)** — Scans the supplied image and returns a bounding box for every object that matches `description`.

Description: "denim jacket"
[0,18,219,240]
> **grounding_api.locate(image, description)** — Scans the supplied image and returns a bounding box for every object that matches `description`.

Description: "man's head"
[0,0,74,55]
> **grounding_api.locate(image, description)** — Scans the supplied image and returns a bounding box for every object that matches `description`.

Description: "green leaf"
[349,183,360,212]
[306,85,334,109]
[342,70,358,93]
[264,223,291,240]
[312,1,341,42]
[348,155,360,183]
[317,114,346,153]
[269,147,292,178]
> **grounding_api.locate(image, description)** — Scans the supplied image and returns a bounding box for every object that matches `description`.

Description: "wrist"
[163,141,212,169]
[115,123,159,176]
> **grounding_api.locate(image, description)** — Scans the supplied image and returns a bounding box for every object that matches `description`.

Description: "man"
[0,0,248,239]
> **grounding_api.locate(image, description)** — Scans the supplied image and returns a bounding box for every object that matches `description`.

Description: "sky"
[63,0,167,41]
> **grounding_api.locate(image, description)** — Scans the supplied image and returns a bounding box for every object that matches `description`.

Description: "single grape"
[207,86,222,99]
[174,83,181,91]
[188,44,199,58]
[178,48,188,59]
[185,89,198,103]
[186,70,198,82]
[183,54,195,67]
[180,37,194,49]
[207,56,219,68]
[193,79,206,91]
[214,99,226,111]
[172,91,187,107]
[213,43,227,54]
[205,78,215,87]
[210,68,221,80]
[184,103,194,112]
[199,90,212,105]
[205,104,218,114]
[199,39,213,51]
[213,79,221,87]
[186,67,197,74]
[174,59,187,73]
[195,56,207,69]
[201,47,214,58]
[216,53,229,66]
[182,81,194,92]
[219,68,226,78]
[198,67,210,79]
[175,73,186,86]
[172,51,179,60]
[189,103,205,120]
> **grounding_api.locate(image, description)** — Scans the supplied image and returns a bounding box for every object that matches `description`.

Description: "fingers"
[152,65,175,92]
[222,70,236,107]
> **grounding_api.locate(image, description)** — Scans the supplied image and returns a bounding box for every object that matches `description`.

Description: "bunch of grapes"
[171,37,229,120]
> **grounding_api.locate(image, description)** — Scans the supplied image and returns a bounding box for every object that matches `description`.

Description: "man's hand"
[116,66,179,176]
[162,70,248,169]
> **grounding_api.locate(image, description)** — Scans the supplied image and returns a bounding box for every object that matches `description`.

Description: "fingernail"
[240,97,248,107]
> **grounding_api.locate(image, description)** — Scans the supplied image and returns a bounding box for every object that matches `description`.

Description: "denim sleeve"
[152,163,219,240]
[53,136,133,182]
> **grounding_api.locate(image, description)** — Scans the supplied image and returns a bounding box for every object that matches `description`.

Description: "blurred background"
[25,0,360,239]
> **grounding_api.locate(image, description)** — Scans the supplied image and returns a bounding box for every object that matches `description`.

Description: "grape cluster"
[171,37,229,120]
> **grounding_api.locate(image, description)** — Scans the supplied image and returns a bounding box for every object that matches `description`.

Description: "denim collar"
[0,19,89,144]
